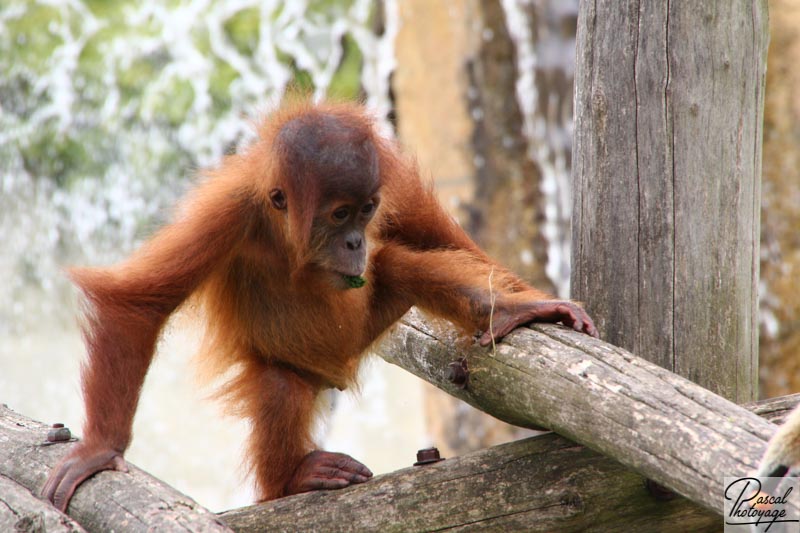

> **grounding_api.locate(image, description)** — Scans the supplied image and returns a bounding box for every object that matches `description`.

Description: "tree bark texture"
[376,311,775,513]
[219,381,799,532]
[2,389,797,531]
[571,1,769,403]
[0,405,231,533]
[221,432,719,533]
[0,474,87,533]
[747,392,800,423]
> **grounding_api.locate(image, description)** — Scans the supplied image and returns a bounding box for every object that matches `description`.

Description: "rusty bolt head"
[47,426,71,443]
[445,358,469,389]
[414,447,444,466]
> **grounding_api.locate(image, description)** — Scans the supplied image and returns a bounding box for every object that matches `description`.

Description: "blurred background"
[1,0,798,512]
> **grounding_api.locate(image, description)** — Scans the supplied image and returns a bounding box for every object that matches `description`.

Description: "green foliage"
[208,59,237,112]
[150,78,196,127]
[0,0,369,191]
[329,34,363,99]
[117,56,163,104]
[19,130,90,187]
[344,275,367,289]
[309,0,356,15]
[4,4,64,71]
[276,48,316,94]
[224,7,260,56]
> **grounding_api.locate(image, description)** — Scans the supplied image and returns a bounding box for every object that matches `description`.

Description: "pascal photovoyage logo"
[724,477,800,532]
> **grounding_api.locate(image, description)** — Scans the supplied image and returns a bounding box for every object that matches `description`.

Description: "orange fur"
[45,100,589,509]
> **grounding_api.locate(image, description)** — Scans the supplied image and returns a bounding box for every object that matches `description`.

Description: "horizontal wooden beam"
[0,404,231,533]
[0,473,87,533]
[4,313,797,531]
[219,393,798,531]
[1,370,796,531]
[375,310,777,513]
[220,431,718,531]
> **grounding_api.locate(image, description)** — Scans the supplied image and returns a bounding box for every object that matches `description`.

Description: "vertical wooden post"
[571,1,768,402]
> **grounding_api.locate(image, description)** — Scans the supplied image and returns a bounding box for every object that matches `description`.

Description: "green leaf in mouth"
[343,275,366,289]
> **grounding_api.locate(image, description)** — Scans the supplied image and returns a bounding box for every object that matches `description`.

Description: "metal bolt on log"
[46,423,72,443]
[444,357,469,389]
[414,447,444,466]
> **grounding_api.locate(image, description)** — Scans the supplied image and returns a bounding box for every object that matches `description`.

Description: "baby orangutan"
[43,100,597,511]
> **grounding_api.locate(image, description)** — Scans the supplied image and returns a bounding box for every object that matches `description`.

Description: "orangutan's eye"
[269,189,287,210]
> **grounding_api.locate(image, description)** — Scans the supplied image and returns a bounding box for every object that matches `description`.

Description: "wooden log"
[571,0,769,403]
[220,432,719,532]
[219,393,799,532]
[375,310,775,513]
[2,388,795,531]
[746,393,800,425]
[0,404,231,533]
[0,474,87,533]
